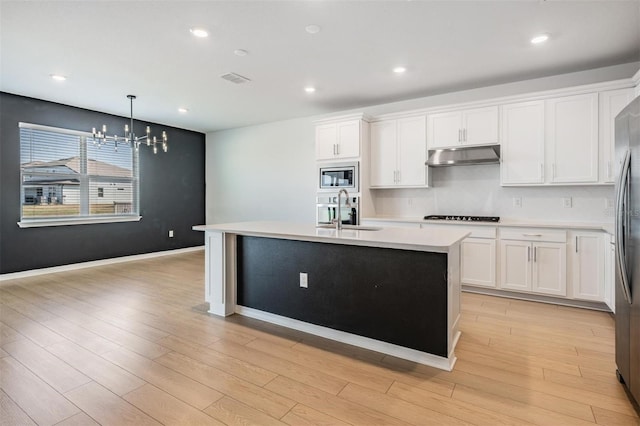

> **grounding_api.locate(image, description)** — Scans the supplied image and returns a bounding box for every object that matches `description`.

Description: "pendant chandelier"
[91,95,167,154]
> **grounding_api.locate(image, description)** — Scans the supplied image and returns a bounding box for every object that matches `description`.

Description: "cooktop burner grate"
[424,215,500,223]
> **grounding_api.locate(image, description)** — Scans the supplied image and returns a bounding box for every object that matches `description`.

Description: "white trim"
[234,305,457,371]
[0,246,204,282]
[313,112,371,125]
[18,216,142,228]
[369,78,636,122]
[19,121,93,137]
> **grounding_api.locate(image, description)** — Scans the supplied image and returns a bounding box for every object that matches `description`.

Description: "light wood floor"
[1,251,638,426]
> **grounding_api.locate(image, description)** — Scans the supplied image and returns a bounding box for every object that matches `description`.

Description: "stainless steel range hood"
[426,144,500,167]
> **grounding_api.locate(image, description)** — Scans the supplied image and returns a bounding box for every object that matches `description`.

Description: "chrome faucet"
[335,189,350,231]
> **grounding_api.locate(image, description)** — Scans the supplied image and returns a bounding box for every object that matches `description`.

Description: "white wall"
[206,117,317,224]
[206,62,637,225]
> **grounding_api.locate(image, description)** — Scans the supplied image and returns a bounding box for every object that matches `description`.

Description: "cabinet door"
[571,233,604,301]
[531,242,566,296]
[546,93,598,183]
[427,111,462,148]
[500,240,531,292]
[463,106,499,146]
[604,234,615,312]
[370,120,397,187]
[500,101,545,185]
[397,116,427,186]
[462,238,496,287]
[336,120,360,159]
[600,89,634,183]
[315,123,337,160]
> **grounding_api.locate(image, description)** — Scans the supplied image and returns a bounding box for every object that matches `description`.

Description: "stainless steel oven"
[316,195,359,226]
[318,162,359,192]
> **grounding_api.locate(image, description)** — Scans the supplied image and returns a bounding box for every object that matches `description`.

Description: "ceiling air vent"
[220,72,251,84]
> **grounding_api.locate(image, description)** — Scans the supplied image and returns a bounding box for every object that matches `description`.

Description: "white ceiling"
[1,0,639,133]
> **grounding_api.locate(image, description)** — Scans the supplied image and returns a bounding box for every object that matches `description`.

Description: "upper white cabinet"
[427,106,498,149]
[545,93,599,184]
[600,88,635,183]
[370,116,427,188]
[316,119,362,160]
[500,100,545,185]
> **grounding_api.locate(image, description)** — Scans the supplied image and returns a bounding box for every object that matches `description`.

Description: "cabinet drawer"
[500,228,566,243]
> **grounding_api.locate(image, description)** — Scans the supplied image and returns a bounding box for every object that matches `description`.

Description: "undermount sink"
[316,224,382,231]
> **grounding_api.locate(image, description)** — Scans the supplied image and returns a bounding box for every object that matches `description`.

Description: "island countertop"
[193,221,469,253]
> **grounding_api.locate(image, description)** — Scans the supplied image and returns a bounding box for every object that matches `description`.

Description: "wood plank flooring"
[1,251,638,425]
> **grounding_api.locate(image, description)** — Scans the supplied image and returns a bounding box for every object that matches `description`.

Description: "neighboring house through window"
[19,122,140,227]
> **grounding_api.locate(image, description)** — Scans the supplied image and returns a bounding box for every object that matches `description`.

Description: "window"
[19,122,140,227]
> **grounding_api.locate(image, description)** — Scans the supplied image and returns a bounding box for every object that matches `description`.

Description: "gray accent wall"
[0,92,205,274]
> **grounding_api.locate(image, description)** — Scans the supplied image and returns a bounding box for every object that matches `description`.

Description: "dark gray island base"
[193,221,467,370]
[238,236,449,356]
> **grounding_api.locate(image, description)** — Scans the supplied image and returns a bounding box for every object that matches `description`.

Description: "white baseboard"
[0,246,204,282]
[234,305,456,371]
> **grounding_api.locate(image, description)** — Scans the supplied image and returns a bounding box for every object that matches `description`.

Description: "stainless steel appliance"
[316,195,359,226]
[424,215,500,223]
[614,94,640,408]
[426,145,500,167]
[318,162,359,192]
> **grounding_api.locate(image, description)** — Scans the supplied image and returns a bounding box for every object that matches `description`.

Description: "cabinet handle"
[336,144,339,156]
[397,170,401,183]
[463,128,467,142]
[522,233,542,237]
[608,161,612,179]
[540,163,544,180]
[575,236,578,253]
[333,144,336,155]
[534,247,537,262]
[458,129,462,143]
[527,246,531,261]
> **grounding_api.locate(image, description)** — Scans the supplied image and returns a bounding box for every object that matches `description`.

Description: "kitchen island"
[193,221,469,370]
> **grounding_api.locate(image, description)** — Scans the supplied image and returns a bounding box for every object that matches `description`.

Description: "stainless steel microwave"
[318,162,359,192]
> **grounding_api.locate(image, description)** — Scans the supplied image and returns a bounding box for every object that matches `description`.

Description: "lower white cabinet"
[461,238,496,288]
[604,234,615,312]
[569,231,605,302]
[499,228,567,297]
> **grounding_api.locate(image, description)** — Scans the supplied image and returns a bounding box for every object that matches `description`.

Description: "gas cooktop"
[424,215,500,223]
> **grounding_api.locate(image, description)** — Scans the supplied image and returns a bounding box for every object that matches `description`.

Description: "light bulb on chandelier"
[91,95,168,154]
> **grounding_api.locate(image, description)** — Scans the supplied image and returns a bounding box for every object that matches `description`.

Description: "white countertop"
[362,216,614,233]
[193,221,469,253]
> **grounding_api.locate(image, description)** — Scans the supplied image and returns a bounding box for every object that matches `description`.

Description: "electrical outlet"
[605,198,614,209]
[563,197,572,208]
[299,272,308,288]
[513,197,522,208]
[168,230,174,238]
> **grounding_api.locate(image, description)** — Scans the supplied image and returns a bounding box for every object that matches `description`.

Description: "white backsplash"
[371,165,614,223]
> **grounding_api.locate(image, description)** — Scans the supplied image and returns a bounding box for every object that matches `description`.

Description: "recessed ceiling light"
[50,74,66,81]
[393,66,406,74]
[234,49,248,57]
[304,87,316,93]
[305,25,321,34]
[530,34,549,44]
[190,28,209,38]
[178,107,189,114]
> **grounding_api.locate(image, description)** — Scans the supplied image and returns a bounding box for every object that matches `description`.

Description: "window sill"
[17,216,142,228]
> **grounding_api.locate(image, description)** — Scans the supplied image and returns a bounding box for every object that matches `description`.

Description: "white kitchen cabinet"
[461,238,497,288]
[600,88,635,183]
[545,93,599,183]
[500,100,545,185]
[370,116,427,187]
[569,231,605,302]
[427,106,498,149]
[316,119,362,160]
[499,228,567,296]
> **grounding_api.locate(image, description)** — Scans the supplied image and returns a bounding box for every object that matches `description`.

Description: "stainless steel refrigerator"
[615,94,640,408]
